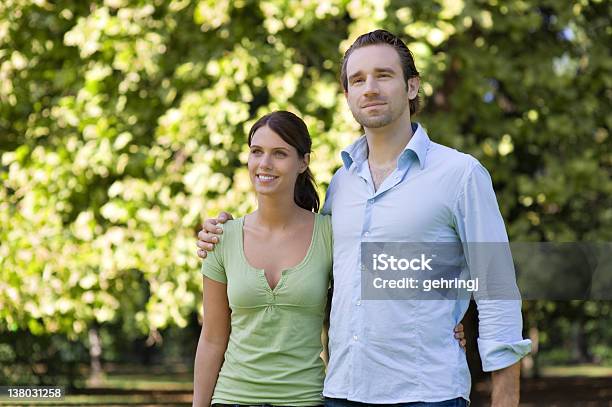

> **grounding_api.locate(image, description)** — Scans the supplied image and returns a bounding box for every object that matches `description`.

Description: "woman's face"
[248,125,308,199]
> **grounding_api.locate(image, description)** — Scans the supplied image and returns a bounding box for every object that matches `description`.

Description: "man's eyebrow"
[348,67,397,81]
[348,71,364,82]
[374,67,397,74]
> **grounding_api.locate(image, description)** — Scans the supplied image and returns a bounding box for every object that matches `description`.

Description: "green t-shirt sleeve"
[200,227,227,284]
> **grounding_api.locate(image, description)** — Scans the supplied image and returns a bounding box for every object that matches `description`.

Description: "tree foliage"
[0,0,610,370]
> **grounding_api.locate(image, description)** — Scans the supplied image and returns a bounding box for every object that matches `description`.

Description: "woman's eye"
[275,151,287,157]
[251,149,262,155]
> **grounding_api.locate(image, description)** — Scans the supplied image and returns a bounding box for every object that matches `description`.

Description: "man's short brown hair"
[341,29,421,115]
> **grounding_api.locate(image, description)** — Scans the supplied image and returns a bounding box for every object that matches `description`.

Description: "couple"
[193,30,531,407]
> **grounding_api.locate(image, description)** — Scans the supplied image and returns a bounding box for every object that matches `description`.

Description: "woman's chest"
[224,250,330,309]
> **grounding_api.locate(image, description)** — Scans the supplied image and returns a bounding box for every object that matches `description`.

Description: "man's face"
[344,44,418,129]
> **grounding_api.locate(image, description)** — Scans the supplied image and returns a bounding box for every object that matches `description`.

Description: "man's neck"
[364,114,414,167]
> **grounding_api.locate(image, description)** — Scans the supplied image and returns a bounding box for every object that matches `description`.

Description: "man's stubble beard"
[350,98,409,129]
[352,109,394,128]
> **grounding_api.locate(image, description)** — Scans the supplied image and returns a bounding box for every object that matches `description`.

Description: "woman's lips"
[256,174,278,183]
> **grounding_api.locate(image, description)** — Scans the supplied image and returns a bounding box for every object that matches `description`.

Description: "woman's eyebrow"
[250,145,290,151]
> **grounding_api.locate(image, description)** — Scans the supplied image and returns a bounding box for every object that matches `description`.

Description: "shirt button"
[356,300,361,306]
[364,231,370,237]
[368,199,374,204]
[353,335,358,341]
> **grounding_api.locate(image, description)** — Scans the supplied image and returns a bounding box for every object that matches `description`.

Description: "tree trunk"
[87,326,103,386]
[570,321,592,363]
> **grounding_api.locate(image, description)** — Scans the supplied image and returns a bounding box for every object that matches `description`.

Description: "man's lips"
[362,102,387,108]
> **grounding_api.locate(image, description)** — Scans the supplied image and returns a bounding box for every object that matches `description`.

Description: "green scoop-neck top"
[200,213,333,405]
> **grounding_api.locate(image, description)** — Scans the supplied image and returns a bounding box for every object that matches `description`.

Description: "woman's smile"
[256,174,279,184]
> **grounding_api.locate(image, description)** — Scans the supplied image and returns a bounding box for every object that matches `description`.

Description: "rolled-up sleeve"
[453,161,532,372]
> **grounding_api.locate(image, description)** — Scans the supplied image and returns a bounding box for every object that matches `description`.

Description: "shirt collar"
[341,122,430,171]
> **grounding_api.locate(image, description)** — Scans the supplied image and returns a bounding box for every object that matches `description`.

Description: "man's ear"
[407,76,420,100]
[300,153,310,173]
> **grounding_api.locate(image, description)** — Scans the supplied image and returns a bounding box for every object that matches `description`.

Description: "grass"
[99,373,193,391]
[0,368,194,406]
[541,364,612,377]
[1,364,611,406]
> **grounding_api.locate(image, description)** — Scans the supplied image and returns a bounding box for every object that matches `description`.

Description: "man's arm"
[453,161,531,406]
[491,362,520,407]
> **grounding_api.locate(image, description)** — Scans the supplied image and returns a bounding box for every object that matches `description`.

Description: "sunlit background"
[1,0,610,405]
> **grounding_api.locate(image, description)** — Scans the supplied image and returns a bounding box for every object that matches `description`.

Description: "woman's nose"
[259,153,273,168]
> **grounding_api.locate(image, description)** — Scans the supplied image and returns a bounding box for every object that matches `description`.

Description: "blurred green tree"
[0,0,609,382]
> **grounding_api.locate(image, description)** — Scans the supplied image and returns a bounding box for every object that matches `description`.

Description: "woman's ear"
[300,153,310,173]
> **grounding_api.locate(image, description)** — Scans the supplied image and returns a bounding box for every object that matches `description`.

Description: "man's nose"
[364,75,379,95]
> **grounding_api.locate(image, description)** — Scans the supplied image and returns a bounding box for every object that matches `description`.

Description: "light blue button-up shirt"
[321,123,531,403]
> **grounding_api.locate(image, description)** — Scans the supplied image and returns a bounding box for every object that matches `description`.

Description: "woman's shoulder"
[223,217,243,229]
[315,212,331,227]
[314,212,332,241]
[214,217,243,248]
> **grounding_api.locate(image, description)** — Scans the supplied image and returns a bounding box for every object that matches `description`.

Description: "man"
[197,30,531,406]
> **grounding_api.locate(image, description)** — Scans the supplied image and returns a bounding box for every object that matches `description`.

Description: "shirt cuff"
[477,338,532,372]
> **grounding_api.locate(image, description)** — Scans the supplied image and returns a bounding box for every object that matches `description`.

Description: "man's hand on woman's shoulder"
[196,212,234,259]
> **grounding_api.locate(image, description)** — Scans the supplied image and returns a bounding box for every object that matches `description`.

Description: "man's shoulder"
[327,164,350,188]
[427,140,481,174]
[331,163,349,176]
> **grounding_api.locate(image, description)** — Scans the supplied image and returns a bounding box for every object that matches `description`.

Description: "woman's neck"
[252,194,305,230]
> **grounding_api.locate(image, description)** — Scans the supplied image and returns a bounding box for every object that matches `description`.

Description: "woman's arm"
[193,277,231,407]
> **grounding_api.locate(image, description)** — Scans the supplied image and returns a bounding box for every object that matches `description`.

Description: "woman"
[193,111,465,406]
